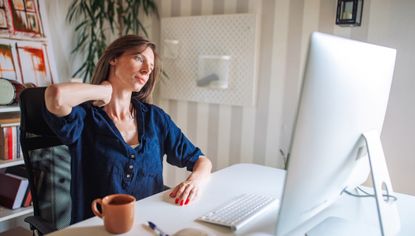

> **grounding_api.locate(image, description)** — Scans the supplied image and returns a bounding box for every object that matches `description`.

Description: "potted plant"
[66,0,159,82]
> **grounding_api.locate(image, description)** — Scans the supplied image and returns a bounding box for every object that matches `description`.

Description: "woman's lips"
[135,76,146,84]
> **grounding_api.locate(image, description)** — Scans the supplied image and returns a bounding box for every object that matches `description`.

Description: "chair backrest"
[19,87,71,230]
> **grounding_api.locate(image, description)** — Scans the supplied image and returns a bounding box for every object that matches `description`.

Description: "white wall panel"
[160,14,259,106]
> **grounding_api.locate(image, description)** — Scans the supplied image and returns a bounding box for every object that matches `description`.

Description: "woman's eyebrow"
[126,50,142,56]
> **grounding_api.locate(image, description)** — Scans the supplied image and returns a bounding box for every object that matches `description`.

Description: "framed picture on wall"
[0,8,7,29]
[15,41,54,86]
[3,0,44,37]
[0,39,21,82]
[0,0,57,87]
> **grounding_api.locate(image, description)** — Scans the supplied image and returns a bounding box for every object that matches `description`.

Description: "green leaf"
[67,0,160,82]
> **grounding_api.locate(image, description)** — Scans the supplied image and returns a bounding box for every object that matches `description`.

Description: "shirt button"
[126,174,131,178]
[130,154,135,159]
[129,165,133,169]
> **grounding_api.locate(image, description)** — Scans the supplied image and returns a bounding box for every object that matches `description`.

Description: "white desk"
[48,163,415,236]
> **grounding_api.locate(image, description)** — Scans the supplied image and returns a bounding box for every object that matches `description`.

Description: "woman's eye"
[134,55,144,63]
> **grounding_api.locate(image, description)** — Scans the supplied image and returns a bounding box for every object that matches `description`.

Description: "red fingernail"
[180,200,184,206]
[175,198,179,204]
[185,199,190,205]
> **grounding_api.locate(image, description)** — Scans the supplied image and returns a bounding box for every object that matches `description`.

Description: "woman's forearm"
[45,82,112,117]
[187,156,212,181]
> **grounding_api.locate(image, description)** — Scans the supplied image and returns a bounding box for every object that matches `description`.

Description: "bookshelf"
[0,159,24,169]
[0,106,19,113]
[0,0,58,231]
[0,106,33,224]
[0,206,33,223]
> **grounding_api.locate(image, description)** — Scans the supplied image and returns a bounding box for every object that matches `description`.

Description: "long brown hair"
[91,35,160,103]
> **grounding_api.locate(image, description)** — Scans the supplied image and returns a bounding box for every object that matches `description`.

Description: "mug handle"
[91,198,103,218]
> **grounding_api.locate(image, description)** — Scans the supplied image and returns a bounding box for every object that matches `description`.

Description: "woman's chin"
[133,85,143,92]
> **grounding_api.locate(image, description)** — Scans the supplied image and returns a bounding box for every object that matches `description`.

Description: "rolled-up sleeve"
[42,104,86,145]
[162,113,203,171]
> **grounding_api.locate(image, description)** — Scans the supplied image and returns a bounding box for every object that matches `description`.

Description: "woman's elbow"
[45,84,65,114]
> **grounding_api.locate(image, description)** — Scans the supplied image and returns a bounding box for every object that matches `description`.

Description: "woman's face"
[109,46,154,92]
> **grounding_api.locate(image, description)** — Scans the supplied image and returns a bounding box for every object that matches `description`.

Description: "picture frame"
[0,39,22,82]
[0,8,7,29]
[0,0,56,87]
[16,41,54,86]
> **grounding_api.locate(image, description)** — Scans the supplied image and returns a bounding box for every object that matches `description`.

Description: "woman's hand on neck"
[103,82,134,122]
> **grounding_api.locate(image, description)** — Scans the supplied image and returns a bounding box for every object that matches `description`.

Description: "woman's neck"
[104,90,133,121]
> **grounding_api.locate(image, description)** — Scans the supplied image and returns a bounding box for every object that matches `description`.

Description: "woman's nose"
[140,61,150,75]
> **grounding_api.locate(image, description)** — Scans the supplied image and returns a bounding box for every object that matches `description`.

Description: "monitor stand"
[307,130,400,236]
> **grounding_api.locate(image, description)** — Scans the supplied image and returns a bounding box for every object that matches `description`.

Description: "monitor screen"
[275,32,396,235]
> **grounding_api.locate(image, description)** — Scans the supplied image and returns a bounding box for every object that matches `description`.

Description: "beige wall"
[153,0,415,195]
[276,0,415,196]
[45,0,415,195]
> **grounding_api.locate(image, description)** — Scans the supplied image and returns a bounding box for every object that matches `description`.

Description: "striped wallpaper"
[152,0,415,195]
[155,0,285,187]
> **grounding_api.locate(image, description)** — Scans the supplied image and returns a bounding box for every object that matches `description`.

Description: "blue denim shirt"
[42,98,203,223]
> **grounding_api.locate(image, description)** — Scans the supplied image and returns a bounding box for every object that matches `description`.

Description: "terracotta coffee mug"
[91,194,136,234]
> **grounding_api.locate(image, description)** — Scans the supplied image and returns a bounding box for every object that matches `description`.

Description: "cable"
[356,186,371,195]
[343,189,373,198]
[343,187,397,202]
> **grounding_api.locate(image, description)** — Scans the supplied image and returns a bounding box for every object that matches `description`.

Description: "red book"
[0,173,29,209]
[22,189,32,207]
[7,127,13,160]
[0,116,20,160]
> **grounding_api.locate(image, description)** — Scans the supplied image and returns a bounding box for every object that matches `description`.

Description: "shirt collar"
[131,97,149,113]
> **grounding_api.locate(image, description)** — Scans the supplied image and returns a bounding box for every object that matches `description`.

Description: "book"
[0,126,21,160]
[21,187,32,207]
[0,127,8,160]
[0,116,20,127]
[5,165,29,178]
[5,165,32,207]
[0,173,29,209]
[0,114,20,160]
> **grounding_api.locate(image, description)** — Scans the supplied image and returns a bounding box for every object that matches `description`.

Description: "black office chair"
[19,87,72,235]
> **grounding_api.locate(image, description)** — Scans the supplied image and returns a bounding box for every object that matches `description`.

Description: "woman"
[44,35,212,223]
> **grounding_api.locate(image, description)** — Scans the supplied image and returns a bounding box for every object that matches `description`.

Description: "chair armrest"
[24,216,57,235]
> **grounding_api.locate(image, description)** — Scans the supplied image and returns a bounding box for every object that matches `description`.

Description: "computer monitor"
[275,32,397,235]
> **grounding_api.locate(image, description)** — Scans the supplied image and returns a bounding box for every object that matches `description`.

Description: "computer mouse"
[173,227,214,236]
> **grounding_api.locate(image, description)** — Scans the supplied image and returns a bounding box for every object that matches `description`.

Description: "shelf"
[0,105,20,113]
[0,206,33,222]
[0,159,24,169]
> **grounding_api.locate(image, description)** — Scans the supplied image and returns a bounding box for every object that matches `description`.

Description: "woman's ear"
[109,58,117,65]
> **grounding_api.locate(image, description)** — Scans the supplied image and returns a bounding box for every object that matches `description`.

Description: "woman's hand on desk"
[169,156,212,206]
[169,179,201,206]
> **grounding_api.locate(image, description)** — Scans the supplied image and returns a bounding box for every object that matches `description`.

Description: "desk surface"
[48,163,415,236]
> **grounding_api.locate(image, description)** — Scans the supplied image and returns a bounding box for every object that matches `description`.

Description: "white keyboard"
[197,193,279,231]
